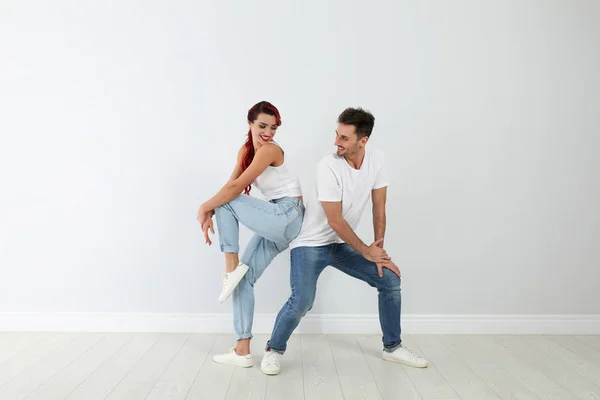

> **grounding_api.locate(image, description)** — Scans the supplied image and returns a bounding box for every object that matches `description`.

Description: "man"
[261,107,428,375]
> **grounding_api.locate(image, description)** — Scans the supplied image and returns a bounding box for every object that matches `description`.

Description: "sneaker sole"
[260,368,280,375]
[382,353,428,368]
[213,357,253,368]
[218,265,249,303]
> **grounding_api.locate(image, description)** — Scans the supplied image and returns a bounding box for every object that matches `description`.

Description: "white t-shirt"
[290,146,389,249]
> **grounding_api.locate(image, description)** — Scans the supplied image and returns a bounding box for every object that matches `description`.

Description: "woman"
[196,101,304,367]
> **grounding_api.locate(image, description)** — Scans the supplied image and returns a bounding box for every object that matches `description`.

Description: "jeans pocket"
[283,211,303,242]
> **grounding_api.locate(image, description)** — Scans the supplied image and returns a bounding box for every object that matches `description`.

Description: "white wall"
[1,0,599,329]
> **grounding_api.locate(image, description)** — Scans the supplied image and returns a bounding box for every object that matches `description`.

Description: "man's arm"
[370,185,400,277]
[316,159,390,266]
[372,186,387,247]
[321,201,388,264]
[321,201,368,255]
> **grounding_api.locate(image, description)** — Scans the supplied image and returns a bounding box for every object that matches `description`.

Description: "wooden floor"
[0,333,599,399]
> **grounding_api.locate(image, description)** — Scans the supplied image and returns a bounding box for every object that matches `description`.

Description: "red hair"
[241,101,282,194]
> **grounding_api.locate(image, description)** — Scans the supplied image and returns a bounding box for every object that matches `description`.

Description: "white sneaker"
[213,347,253,368]
[260,350,281,375]
[218,263,249,303]
[382,346,429,368]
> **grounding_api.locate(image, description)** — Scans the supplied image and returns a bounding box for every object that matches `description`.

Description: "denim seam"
[236,285,247,340]
[215,207,226,251]
[379,291,387,347]
[235,332,253,340]
[283,211,302,242]
[268,250,297,354]
[254,200,289,217]
[241,240,260,268]
[384,343,402,352]
[217,204,241,253]
[333,245,395,348]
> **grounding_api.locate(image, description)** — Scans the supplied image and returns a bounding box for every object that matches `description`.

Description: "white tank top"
[253,144,302,201]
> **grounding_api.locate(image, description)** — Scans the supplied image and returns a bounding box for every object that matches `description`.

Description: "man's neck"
[344,148,366,170]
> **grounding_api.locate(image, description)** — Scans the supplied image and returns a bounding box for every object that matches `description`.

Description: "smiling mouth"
[260,135,271,142]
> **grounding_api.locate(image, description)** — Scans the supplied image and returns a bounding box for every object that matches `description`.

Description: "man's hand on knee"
[376,260,401,277]
[364,238,392,264]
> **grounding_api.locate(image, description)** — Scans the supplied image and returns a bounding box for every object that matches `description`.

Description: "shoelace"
[264,352,279,366]
[219,274,230,297]
[400,347,419,360]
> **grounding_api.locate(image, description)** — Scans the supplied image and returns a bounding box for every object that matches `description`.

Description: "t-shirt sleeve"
[373,153,390,189]
[317,161,342,202]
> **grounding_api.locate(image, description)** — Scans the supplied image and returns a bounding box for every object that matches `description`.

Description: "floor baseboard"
[1,312,599,334]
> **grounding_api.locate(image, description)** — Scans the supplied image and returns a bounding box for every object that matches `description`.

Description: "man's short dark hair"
[337,107,375,139]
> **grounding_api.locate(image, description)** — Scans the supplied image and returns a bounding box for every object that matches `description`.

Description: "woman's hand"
[202,218,215,245]
[196,205,213,228]
[197,206,215,244]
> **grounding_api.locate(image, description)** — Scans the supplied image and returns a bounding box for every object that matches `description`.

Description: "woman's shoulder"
[258,142,284,155]
[236,144,246,157]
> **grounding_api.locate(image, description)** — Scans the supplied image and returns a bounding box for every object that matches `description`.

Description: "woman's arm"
[202,146,244,220]
[227,145,245,183]
[200,144,281,213]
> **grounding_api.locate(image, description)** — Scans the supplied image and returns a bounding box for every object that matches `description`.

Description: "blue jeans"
[214,194,304,340]
[267,244,402,352]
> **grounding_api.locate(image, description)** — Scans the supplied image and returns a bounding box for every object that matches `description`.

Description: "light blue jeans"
[214,194,304,340]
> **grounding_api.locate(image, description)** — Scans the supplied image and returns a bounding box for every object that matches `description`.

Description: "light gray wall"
[1,0,598,317]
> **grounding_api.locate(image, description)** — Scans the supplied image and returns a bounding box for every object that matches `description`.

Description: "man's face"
[334,123,366,157]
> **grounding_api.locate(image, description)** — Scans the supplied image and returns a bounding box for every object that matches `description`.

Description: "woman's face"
[249,113,278,147]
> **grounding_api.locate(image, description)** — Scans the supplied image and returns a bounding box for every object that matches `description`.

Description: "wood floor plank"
[0,332,594,400]
[522,335,600,387]
[184,335,236,400]
[0,333,76,386]
[357,335,423,400]
[411,334,500,400]
[573,336,600,351]
[0,333,103,400]
[224,334,269,400]
[0,333,47,365]
[550,335,600,364]
[401,335,462,400]
[144,334,216,400]
[104,333,189,400]
[466,335,575,400]
[265,335,304,400]
[301,334,344,400]
[65,333,163,400]
[25,333,133,400]
[440,335,539,400]
[328,334,382,400]
[494,335,600,400]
